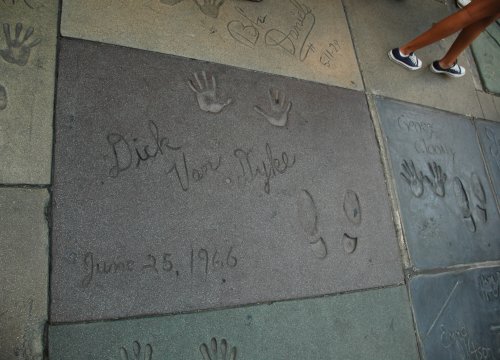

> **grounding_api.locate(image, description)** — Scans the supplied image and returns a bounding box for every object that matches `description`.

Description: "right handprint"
[254,88,292,127]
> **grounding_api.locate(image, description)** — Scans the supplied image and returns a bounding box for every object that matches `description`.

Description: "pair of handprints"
[400,160,447,198]
[188,70,292,127]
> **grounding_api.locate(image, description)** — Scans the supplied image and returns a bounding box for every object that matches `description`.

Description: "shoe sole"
[388,50,421,71]
[430,64,465,78]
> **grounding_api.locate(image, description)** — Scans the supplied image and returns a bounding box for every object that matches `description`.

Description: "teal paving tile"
[375,97,500,270]
[410,266,500,360]
[49,286,419,360]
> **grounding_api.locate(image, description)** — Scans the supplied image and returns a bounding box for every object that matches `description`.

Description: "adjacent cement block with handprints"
[0,0,58,184]
[376,97,500,270]
[0,188,49,360]
[49,286,419,360]
[410,266,500,360]
[60,0,363,91]
[476,120,500,210]
[50,39,401,322]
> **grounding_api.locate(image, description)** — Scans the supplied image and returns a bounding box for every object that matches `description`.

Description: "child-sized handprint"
[424,161,447,197]
[400,159,424,198]
[0,23,41,66]
[254,88,292,127]
[188,70,233,114]
[200,338,237,360]
[120,341,153,360]
[194,0,225,18]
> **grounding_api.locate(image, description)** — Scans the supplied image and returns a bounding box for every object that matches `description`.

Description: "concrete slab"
[476,91,500,122]
[50,39,402,322]
[0,0,57,184]
[471,22,500,95]
[343,0,483,118]
[49,286,419,360]
[59,0,363,91]
[476,119,500,210]
[375,97,500,270]
[0,188,49,360]
[410,266,500,360]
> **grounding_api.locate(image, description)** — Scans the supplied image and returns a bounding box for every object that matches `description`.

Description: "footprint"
[309,237,328,259]
[343,190,361,225]
[342,234,357,254]
[453,177,476,233]
[297,189,318,236]
[471,172,487,223]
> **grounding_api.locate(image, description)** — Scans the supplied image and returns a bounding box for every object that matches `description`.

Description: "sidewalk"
[1,0,499,359]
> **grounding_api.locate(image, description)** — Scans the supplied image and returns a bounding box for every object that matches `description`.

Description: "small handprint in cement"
[194,0,225,18]
[254,88,292,127]
[400,159,424,198]
[424,161,447,197]
[120,341,152,360]
[188,70,232,113]
[1,23,41,66]
[200,337,237,360]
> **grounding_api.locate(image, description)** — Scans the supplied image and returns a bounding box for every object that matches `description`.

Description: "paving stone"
[471,22,500,95]
[0,0,57,184]
[410,266,500,360]
[50,39,402,322]
[0,188,49,360]
[476,119,500,210]
[49,286,419,360]
[476,91,500,122]
[343,0,483,118]
[375,97,500,270]
[59,0,363,91]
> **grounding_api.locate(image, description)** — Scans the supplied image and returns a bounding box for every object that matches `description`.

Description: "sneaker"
[456,0,471,8]
[388,48,422,70]
[430,61,466,78]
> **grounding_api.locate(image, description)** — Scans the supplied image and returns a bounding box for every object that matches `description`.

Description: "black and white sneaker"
[430,61,465,78]
[388,48,422,70]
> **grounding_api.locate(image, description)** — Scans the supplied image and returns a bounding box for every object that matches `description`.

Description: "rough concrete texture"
[60,0,363,91]
[376,97,500,270]
[49,286,419,360]
[476,119,500,210]
[343,0,483,118]
[476,90,500,122]
[410,266,500,360]
[0,188,49,360]
[471,22,500,95]
[0,0,57,184]
[50,39,402,322]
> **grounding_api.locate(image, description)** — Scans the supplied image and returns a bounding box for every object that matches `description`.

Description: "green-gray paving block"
[49,286,419,360]
[0,188,49,360]
[0,0,58,184]
[410,266,500,360]
[476,119,500,210]
[375,97,500,270]
[471,22,500,95]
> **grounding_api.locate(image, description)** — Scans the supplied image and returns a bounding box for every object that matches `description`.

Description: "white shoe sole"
[430,64,465,78]
[388,50,422,71]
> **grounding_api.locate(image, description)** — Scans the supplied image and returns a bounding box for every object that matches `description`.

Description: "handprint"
[194,0,224,18]
[200,338,237,360]
[120,341,153,360]
[253,88,292,127]
[188,70,232,113]
[424,162,447,197]
[400,160,424,198]
[0,23,41,66]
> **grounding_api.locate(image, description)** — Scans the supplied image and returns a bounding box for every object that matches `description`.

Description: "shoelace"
[408,53,419,66]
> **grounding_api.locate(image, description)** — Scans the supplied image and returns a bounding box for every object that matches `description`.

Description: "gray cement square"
[471,22,500,95]
[49,286,419,360]
[375,97,500,270]
[343,0,483,118]
[476,119,500,210]
[0,188,49,360]
[410,266,500,360]
[0,0,58,184]
[50,39,402,322]
[60,0,363,91]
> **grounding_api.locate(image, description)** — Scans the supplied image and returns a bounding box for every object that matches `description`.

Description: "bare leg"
[439,13,499,68]
[399,0,500,55]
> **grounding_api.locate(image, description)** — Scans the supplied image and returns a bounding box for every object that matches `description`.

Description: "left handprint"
[188,70,233,113]
[0,23,41,66]
[120,341,153,360]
